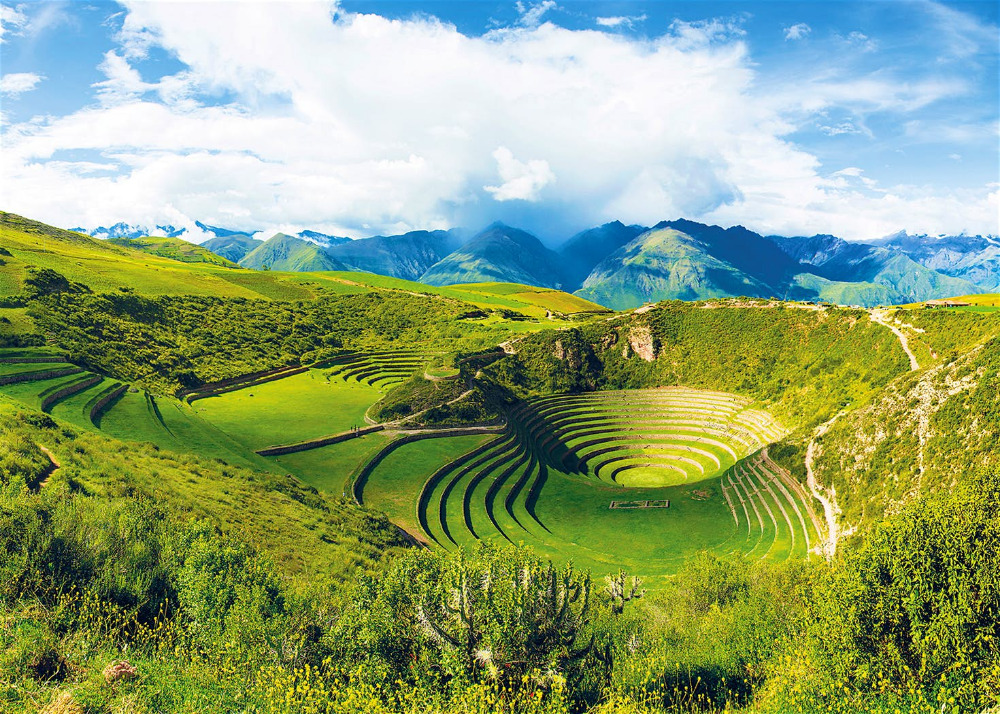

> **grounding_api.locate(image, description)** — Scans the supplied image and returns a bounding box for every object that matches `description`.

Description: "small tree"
[604,569,645,616]
[412,545,595,691]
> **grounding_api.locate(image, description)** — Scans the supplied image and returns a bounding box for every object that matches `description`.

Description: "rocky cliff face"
[623,324,657,362]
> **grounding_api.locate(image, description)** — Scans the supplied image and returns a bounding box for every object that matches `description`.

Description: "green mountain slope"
[769,234,983,303]
[576,227,774,309]
[239,233,347,271]
[201,233,264,262]
[327,229,462,281]
[557,221,646,291]
[786,272,901,306]
[420,223,563,288]
[108,236,238,267]
[869,232,1000,290]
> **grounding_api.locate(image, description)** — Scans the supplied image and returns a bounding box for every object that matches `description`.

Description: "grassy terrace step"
[587,443,723,476]
[48,376,109,426]
[360,434,493,541]
[744,463,798,559]
[0,364,82,386]
[39,373,103,412]
[440,437,520,547]
[0,362,72,378]
[186,365,309,402]
[0,370,91,409]
[417,434,508,545]
[464,440,529,542]
[86,381,127,424]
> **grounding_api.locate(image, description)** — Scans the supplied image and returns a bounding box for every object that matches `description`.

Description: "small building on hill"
[923,299,972,308]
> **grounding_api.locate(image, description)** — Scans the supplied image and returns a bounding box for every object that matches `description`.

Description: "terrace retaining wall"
[0,366,80,386]
[256,424,386,456]
[89,383,128,423]
[40,375,102,412]
[187,366,309,402]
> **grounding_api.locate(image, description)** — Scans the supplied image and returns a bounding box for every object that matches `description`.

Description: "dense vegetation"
[809,333,1000,526]
[484,301,908,426]
[26,290,509,394]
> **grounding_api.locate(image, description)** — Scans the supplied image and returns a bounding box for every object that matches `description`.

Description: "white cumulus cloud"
[596,15,646,29]
[484,147,555,202]
[0,0,995,241]
[0,71,44,96]
[784,23,811,40]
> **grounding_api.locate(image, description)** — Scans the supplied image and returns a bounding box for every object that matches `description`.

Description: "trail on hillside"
[32,446,61,491]
[805,411,849,559]
[870,309,920,371]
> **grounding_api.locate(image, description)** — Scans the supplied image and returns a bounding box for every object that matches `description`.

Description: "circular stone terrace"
[360,386,826,576]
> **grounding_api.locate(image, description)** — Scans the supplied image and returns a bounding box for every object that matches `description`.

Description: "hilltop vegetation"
[485,300,908,426]
[27,290,510,394]
[108,236,239,267]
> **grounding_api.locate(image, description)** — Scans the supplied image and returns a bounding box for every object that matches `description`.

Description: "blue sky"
[1,0,997,242]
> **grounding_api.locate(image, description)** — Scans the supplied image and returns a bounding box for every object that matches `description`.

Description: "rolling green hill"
[108,236,239,267]
[238,232,348,271]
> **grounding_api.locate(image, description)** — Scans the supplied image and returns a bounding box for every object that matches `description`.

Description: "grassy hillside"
[108,236,239,267]
[806,315,1000,531]
[3,211,1000,712]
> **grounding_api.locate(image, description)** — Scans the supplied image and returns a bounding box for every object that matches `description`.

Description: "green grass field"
[271,432,396,495]
[193,369,383,451]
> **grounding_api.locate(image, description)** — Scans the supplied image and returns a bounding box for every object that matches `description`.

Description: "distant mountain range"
[74,219,997,309]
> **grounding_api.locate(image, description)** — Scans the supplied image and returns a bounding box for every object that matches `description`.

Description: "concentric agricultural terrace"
[0,347,825,576]
[358,387,825,575]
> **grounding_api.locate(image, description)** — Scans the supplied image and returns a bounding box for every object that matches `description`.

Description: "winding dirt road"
[805,411,847,559]
[870,309,920,371]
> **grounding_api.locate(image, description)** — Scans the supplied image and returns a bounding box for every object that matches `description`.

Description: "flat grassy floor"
[272,432,395,495]
[194,369,383,451]
[503,470,739,576]
[99,391,272,470]
[362,435,492,538]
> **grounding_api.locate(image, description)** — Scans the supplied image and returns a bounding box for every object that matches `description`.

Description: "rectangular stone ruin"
[609,499,670,509]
